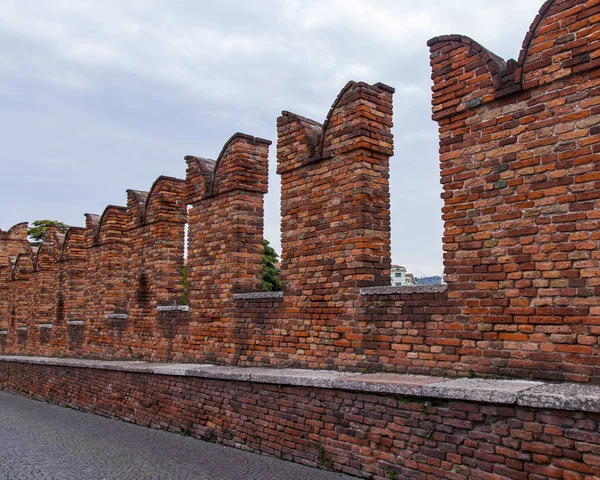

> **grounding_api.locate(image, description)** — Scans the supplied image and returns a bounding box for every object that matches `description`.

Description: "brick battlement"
[428,0,600,119]
[0,0,599,384]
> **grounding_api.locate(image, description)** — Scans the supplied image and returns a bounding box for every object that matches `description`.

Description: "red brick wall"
[0,223,30,267]
[1,361,599,480]
[0,223,30,337]
[11,252,33,337]
[123,177,187,355]
[30,226,62,355]
[277,81,394,295]
[58,228,86,323]
[83,205,130,356]
[0,0,599,382]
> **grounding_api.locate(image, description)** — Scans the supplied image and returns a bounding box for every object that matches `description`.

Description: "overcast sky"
[0,0,544,277]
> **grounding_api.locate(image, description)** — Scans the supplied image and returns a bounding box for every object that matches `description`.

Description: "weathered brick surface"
[0,223,30,270]
[187,133,270,318]
[0,3,599,477]
[278,81,394,294]
[427,0,600,382]
[10,251,33,340]
[0,0,598,383]
[56,226,86,353]
[2,361,600,480]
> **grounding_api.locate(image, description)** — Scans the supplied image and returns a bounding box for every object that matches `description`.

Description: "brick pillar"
[31,226,62,354]
[125,178,186,357]
[11,251,34,354]
[58,227,87,323]
[0,223,30,335]
[0,223,30,263]
[56,226,87,353]
[186,133,270,321]
[428,0,600,381]
[277,81,394,301]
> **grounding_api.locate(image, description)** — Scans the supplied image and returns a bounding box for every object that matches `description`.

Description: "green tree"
[28,220,69,246]
[262,239,282,292]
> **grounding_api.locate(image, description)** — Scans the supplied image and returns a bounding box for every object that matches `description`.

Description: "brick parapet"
[1,0,599,382]
[184,156,215,204]
[0,267,9,330]
[2,357,600,480]
[10,252,34,327]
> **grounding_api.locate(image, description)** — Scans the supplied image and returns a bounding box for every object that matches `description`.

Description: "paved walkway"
[0,391,357,480]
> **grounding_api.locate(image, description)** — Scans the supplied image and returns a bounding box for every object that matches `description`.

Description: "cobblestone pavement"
[0,391,357,480]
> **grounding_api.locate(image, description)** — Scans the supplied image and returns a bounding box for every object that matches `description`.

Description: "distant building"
[390,265,417,286]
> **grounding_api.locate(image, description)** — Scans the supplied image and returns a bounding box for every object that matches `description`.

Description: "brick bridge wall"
[2,359,600,480]
[0,0,599,383]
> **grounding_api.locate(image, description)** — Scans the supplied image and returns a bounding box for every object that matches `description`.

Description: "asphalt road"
[0,390,357,480]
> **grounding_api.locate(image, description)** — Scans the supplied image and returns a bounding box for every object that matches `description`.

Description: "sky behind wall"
[0,0,544,277]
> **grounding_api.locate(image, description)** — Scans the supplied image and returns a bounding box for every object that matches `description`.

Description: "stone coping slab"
[233,291,284,300]
[1,355,599,413]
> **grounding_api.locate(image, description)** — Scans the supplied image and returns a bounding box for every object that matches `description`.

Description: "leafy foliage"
[27,220,69,246]
[262,239,282,292]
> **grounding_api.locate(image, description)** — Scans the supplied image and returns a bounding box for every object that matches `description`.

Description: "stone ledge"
[67,320,85,326]
[39,324,53,329]
[0,330,7,335]
[233,291,284,300]
[104,314,128,320]
[16,327,27,332]
[360,285,448,295]
[156,305,190,312]
[1,356,599,413]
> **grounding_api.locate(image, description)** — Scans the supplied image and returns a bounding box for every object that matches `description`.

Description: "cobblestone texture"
[0,391,356,480]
